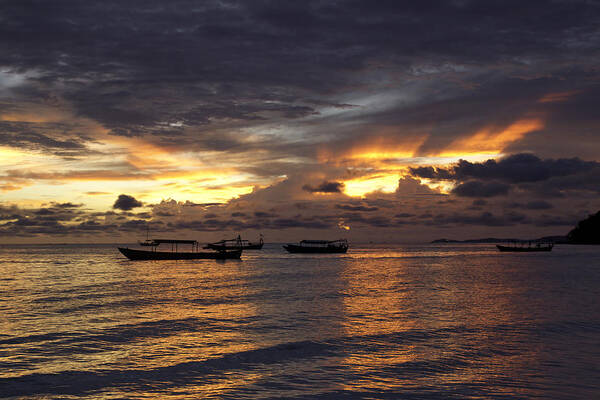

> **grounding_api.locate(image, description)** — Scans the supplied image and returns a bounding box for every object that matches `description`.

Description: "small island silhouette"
[432,211,600,245]
[566,211,600,244]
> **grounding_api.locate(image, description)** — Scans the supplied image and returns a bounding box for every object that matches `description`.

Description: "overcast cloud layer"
[1,1,599,242]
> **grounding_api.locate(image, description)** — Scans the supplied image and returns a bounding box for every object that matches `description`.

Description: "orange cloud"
[440,117,544,157]
[342,173,403,197]
[0,184,22,191]
[538,90,581,103]
[318,130,428,167]
[4,169,149,182]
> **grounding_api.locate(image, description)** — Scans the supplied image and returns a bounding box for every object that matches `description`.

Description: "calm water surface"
[1,243,599,399]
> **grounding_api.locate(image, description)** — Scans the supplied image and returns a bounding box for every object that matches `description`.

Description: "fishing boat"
[118,239,242,260]
[283,239,348,254]
[139,226,158,247]
[204,234,264,250]
[496,241,553,252]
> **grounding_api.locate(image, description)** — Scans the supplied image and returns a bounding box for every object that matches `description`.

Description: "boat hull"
[118,247,242,260]
[283,244,348,254]
[496,244,553,252]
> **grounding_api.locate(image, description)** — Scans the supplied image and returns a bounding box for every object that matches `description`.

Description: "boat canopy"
[300,239,346,244]
[152,239,198,245]
[214,238,249,244]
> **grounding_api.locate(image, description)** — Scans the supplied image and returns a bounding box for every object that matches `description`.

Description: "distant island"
[432,236,568,244]
[566,211,600,244]
[432,211,600,244]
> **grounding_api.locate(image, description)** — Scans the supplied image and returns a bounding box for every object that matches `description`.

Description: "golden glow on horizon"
[0,122,265,209]
[1,105,547,212]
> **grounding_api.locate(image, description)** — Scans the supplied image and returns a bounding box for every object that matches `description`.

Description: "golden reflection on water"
[115,261,261,368]
[2,244,599,398]
[333,245,560,394]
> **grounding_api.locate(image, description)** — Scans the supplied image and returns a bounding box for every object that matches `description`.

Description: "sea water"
[1,243,599,399]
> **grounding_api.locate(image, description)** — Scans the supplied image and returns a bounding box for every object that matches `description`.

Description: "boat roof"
[213,238,249,243]
[300,239,347,244]
[152,239,198,244]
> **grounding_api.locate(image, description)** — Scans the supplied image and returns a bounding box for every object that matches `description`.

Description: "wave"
[0,339,335,397]
[3,319,600,398]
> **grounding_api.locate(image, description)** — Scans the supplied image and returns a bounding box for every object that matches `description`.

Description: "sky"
[1,0,600,243]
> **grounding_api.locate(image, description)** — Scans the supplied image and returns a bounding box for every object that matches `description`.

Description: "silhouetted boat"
[496,242,553,252]
[283,239,348,253]
[205,234,264,250]
[139,226,158,246]
[139,239,158,247]
[118,239,242,260]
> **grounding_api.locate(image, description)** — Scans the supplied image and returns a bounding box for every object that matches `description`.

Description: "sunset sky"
[1,0,600,243]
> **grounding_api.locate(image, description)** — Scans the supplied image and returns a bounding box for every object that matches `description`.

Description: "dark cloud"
[182,202,223,208]
[1,0,598,159]
[166,215,334,231]
[508,200,554,210]
[452,181,510,198]
[412,153,600,198]
[428,211,528,227]
[409,166,452,180]
[254,211,278,218]
[302,181,344,193]
[0,121,89,156]
[335,204,378,212]
[268,218,333,229]
[51,202,82,209]
[0,204,124,237]
[533,214,578,227]
[411,153,598,183]
[113,195,143,211]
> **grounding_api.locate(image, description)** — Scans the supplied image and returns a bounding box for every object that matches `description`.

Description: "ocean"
[1,243,599,399]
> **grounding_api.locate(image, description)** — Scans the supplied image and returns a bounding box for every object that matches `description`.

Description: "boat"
[139,238,158,246]
[204,234,264,250]
[139,226,158,246]
[283,239,348,253]
[118,239,242,260]
[496,241,554,252]
[118,247,242,260]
